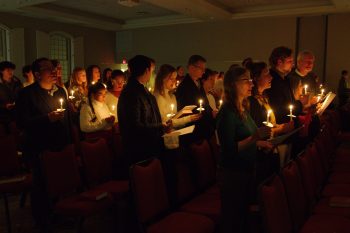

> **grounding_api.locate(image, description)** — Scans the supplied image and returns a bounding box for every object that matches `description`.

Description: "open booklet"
[164,125,195,137]
[316,92,336,116]
[268,126,304,146]
[172,105,197,119]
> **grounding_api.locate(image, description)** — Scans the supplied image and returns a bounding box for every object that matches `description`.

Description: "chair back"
[0,135,20,176]
[42,144,81,198]
[281,161,308,232]
[130,158,169,224]
[190,140,216,190]
[81,138,113,186]
[259,175,293,233]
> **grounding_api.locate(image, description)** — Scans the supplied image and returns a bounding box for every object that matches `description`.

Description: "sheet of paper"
[317,92,336,116]
[169,125,195,136]
[268,126,303,146]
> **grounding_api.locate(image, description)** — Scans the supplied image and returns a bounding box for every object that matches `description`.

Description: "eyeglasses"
[237,78,253,83]
[193,65,205,72]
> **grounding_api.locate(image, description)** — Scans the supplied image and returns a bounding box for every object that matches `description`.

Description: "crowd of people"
[0,46,349,233]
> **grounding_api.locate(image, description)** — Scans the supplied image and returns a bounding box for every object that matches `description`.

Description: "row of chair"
[260,108,350,233]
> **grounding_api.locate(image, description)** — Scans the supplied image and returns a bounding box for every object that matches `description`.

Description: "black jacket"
[266,69,295,124]
[118,78,164,164]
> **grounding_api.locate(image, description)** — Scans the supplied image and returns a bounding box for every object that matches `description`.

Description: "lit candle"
[170,104,174,114]
[267,109,272,124]
[91,81,95,85]
[199,99,203,113]
[112,105,115,111]
[176,80,180,87]
[321,89,325,96]
[289,105,293,121]
[148,87,152,92]
[304,84,308,95]
[219,99,223,109]
[320,84,323,89]
[69,90,75,99]
[317,96,321,102]
[59,98,63,110]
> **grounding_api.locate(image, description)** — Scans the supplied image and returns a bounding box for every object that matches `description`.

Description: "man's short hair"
[297,50,315,62]
[342,70,348,76]
[187,55,206,66]
[22,65,32,77]
[0,61,16,71]
[269,46,292,68]
[128,55,152,79]
[31,57,51,76]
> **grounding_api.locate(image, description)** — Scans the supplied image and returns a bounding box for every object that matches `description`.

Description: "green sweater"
[216,104,258,170]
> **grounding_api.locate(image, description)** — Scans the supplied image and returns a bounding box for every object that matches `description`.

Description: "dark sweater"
[216,104,257,170]
[15,82,70,155]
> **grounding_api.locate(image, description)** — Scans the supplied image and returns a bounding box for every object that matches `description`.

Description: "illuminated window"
[49,32,73,83]
[0,25,9,61]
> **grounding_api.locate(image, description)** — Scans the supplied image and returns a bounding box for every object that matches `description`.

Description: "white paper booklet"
[317,92,336,116]
[268,126,304,146]
[172,105,197,119]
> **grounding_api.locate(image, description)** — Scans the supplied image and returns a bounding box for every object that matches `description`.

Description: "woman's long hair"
[223,66,250,119]
[154,64,176,96]
[70,67,88,95]
[245,61,267,96]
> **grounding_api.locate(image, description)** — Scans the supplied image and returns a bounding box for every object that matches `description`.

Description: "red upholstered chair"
[260,175,350,233]
[130,158,215,233]
[41,144,113,231]
[189,140,217,191]
[80,138,129,201]
[0,135,31,233]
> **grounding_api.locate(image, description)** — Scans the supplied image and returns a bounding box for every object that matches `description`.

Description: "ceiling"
[1,0,350,31]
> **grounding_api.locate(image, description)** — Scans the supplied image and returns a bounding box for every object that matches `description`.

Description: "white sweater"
[154,90,192,128]
[105,91,119,122]
[80,100,113,133]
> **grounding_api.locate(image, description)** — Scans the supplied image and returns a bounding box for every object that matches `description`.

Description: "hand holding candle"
[198,99,203,113]
[219,99,223,109]
[263,109,273,127]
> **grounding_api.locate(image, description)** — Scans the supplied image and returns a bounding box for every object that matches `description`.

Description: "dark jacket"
[118,78,164,164]
[248,96,266,128]
[175,74,214,141]
[0,76,23,122]
[266,69,295,124]
[15,82,70,156]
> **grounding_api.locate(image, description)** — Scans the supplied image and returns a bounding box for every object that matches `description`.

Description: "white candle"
[71,90,74,96]
[91,81,95,85]
[267,109,272,124]
[219,99,223,109]
[304,84,308,95]
[317,96,321,102]
[199,99,203,113]
[176,80,180,87]
[148,87,152,92]
[289,105,293,121]
[321,89,325,96]
[170,104,174,114]
[59,98,63,110]
[112,105,115,111]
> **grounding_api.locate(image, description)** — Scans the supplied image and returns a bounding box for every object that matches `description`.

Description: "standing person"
[68,67,88,113]
[216,66,272,233]
[338,70,350,107]
[86,65,101,86]
[175,55,214,141]
[265,46,295,124]
[118,55,169,165]
[200,68,219,118]
[105,69,126,121]
[102,68,112,84]
[154,64,200,127]
[22,65,35,87]
[176,65,186,83]
[52,59,68,97]
[16,57,70,232]
[0,61,22,127]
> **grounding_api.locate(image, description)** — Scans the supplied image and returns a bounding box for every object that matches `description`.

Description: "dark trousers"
[219,168,253,233]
